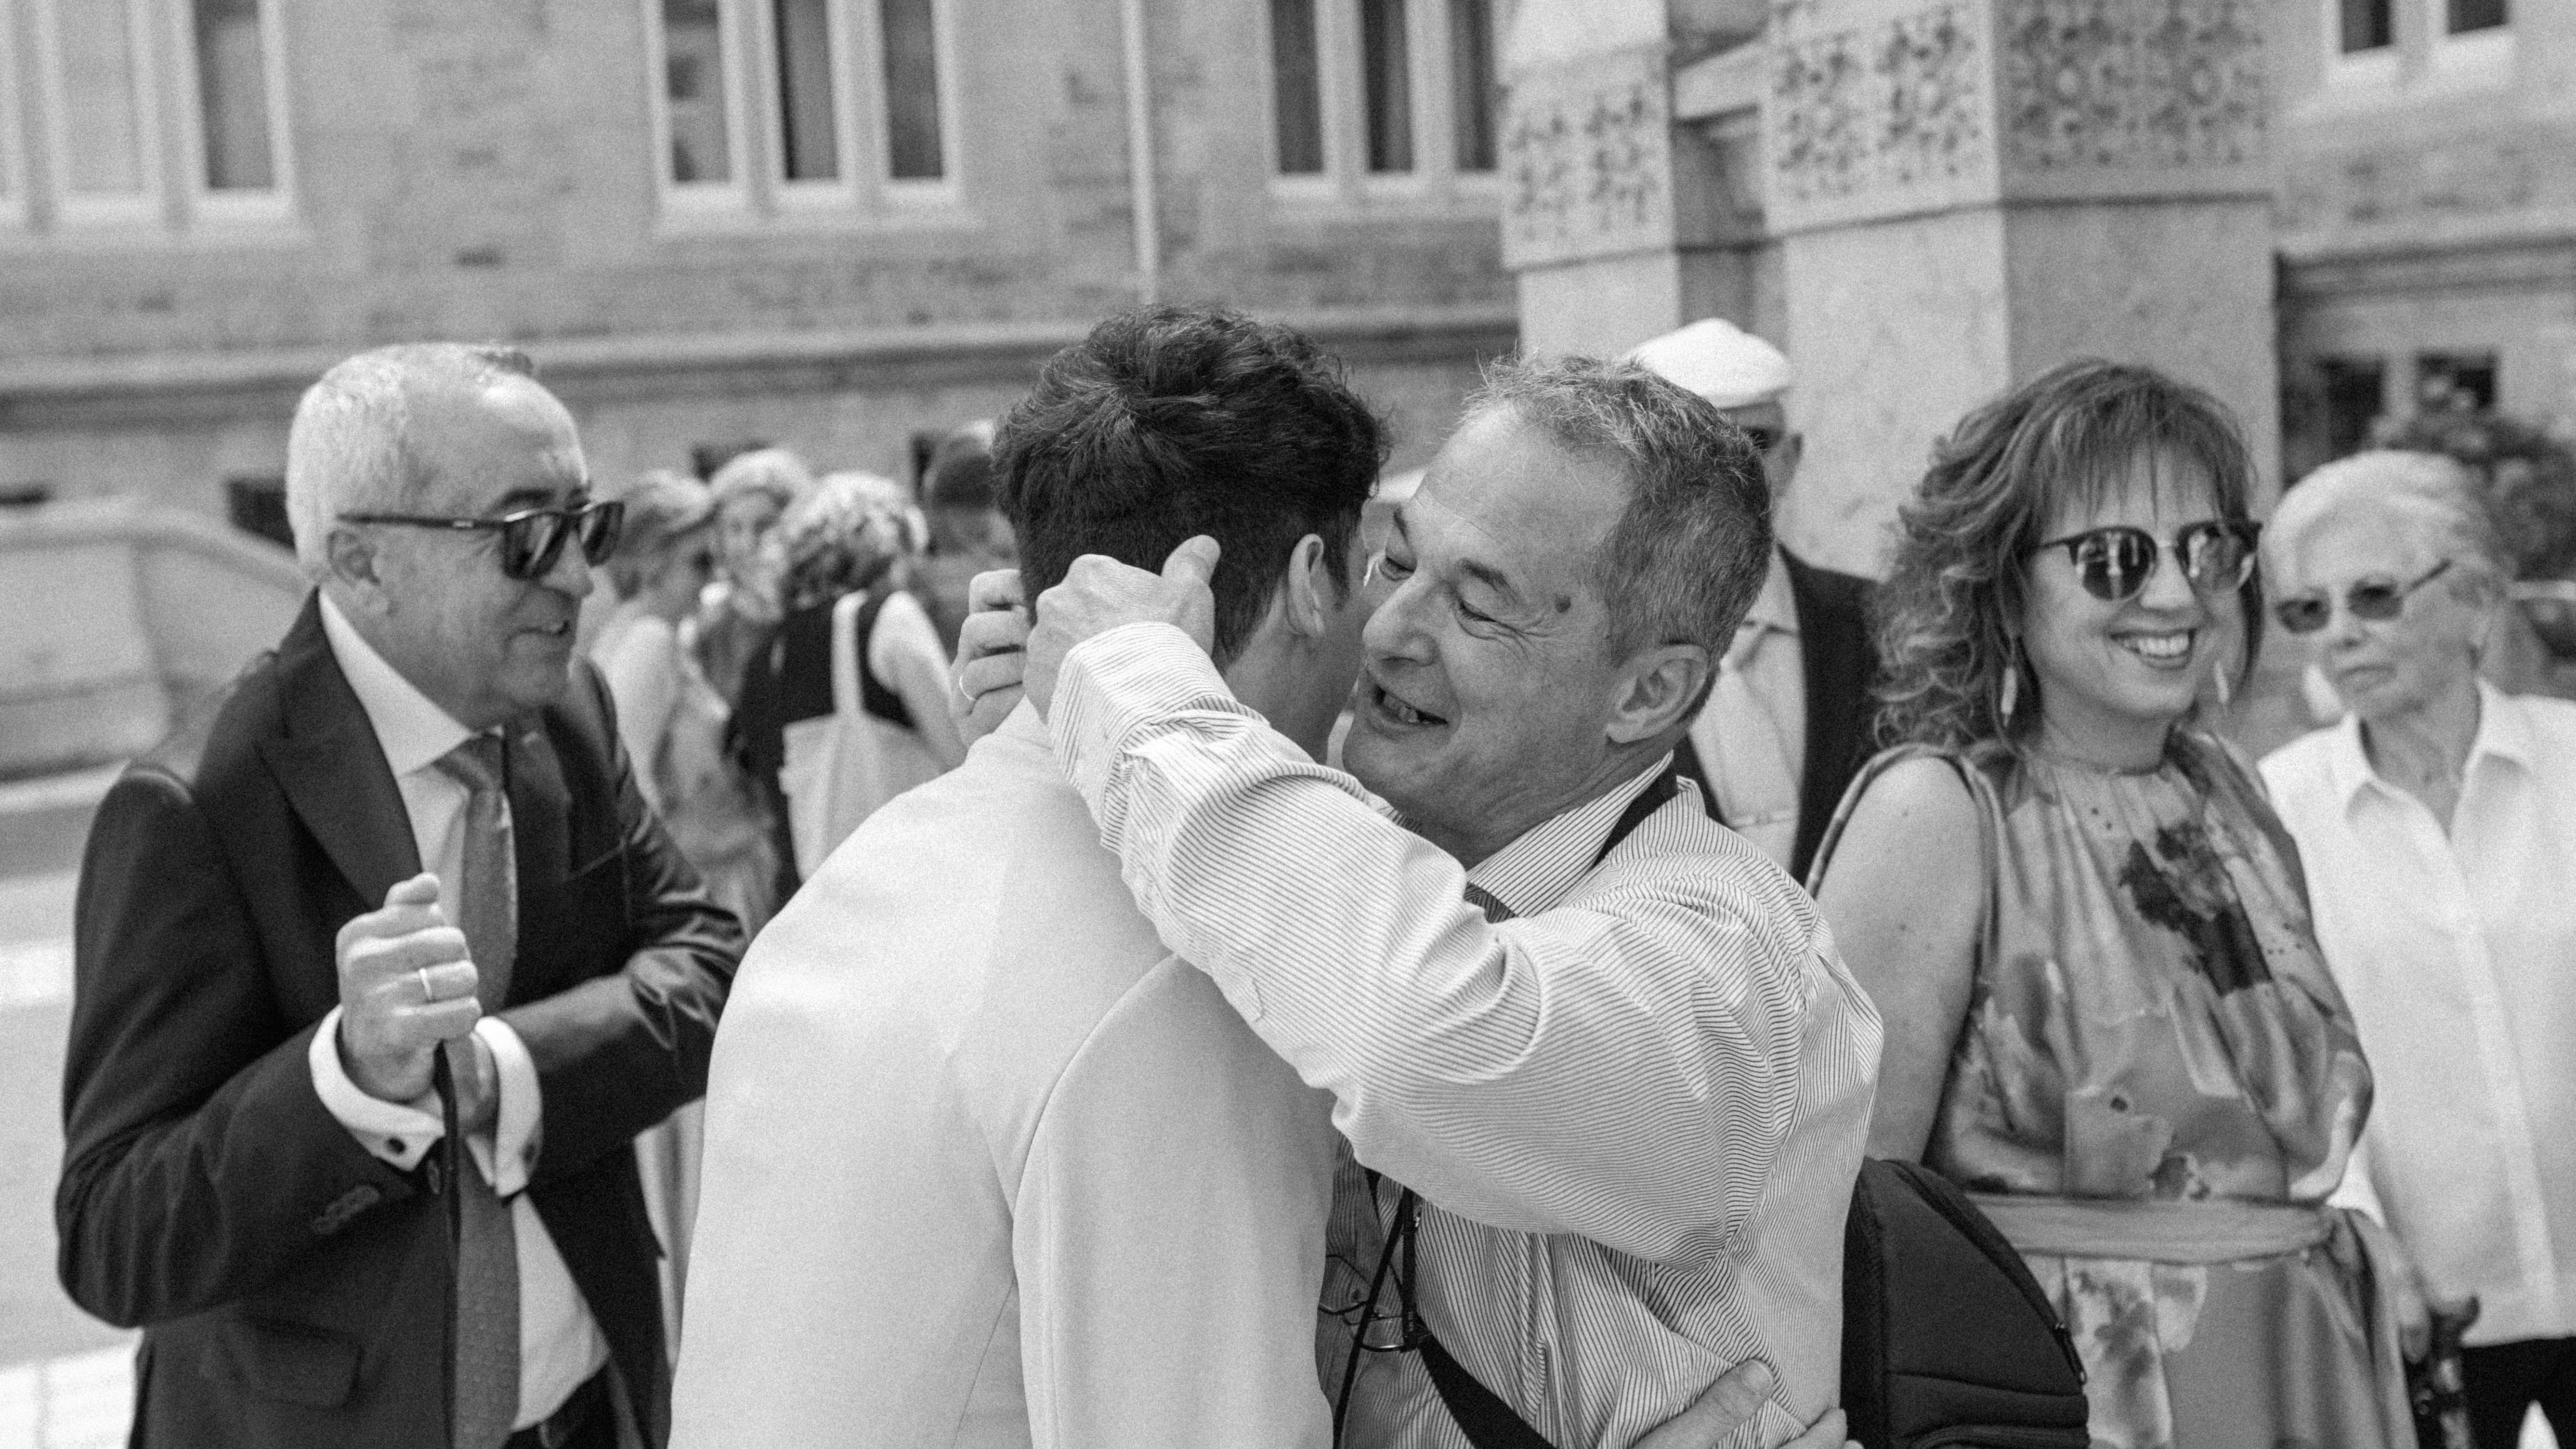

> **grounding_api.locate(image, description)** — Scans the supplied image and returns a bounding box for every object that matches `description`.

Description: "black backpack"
[1842,1160,2092,1449]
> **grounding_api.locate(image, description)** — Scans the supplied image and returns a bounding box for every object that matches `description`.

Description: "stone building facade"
[1493,0,2567,573]
[0,0,2563,553]
[2273,0,2576,481]
[0,0,1520,523]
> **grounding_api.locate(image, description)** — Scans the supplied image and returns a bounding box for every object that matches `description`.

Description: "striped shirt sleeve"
[1049,624,1814,1269]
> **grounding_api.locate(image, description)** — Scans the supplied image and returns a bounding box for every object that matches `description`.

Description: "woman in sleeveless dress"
[1807,362,2419,1449]
[734,472,966,889]
[590,470,779,1345]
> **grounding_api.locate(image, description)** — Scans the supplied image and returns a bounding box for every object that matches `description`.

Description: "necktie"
[433,734,521,1449]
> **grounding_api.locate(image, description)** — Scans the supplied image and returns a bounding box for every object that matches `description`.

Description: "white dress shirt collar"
[317,591,475,778]
[2325,679,2533,812]
[1741,549,1798,640]
[1463,757,1670,919]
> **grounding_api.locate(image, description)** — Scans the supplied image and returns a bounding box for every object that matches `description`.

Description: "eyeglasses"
[2031,521,2258,603]
[1739,425,1782,454]
[340,499,625,581]
[2272,559,2453,635]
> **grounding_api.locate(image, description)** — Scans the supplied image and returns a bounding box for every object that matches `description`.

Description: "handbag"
[1841,1159,2090,1449]
[777,589,943,876]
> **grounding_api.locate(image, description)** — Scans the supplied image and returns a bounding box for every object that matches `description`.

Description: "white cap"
[1625,318,1792,409]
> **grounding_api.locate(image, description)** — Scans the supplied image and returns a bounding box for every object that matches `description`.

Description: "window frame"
[644,0,961,229]
[644,0,759,216]
[757,0,865,208]
[1269,0,1500,206]
[173,0,299,230]
[1265,0,1344,199]
[2424,0,2511,83]
[855,0,963,207]
[2318,0,2399,90]
[29,0,167,230]
[0,0,28,230]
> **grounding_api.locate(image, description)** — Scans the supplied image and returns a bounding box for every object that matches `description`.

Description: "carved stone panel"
[1764,0,1998,235]
[1761,0,2268,232]
[1996,0,2268,184]
[1501,43,1678,270]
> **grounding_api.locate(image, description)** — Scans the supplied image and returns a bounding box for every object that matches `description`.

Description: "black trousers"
[2463,1336,2576,1449]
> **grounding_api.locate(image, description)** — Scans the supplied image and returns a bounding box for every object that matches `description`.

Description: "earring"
[2212,655,2235,710]
[1997,648,2020,725]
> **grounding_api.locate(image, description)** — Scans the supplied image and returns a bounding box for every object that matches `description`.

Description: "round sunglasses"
[2029,520,2259,603]
[2271,559,2452,635]
[340,498,626,581]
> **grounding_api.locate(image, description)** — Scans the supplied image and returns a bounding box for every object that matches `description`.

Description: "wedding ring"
[418,966,436,1004]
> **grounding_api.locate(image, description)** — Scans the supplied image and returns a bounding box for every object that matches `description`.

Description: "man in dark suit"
[1629,319,1882,881]
[56,343,741,1449]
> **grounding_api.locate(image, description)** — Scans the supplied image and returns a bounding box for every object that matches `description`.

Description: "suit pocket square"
[200,1317,363,1408]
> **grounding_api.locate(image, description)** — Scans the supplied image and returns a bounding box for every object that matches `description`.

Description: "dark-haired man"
[999,355,1879,1448]
[670,307,1381,1447]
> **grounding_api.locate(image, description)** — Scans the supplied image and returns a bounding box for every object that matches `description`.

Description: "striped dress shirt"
[1049,624,1882,1449]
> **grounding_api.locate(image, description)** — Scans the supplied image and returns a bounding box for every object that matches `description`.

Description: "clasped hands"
[334,872,497,1132]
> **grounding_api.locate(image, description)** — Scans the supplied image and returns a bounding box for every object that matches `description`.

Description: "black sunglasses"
[2031,521,2258,604]
[2272,559,2452,635]
[340,499,626,581]
[1740,425,1782,454]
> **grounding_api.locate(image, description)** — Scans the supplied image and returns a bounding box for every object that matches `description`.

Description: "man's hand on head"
[949,568,1031,745]
[1024,537,1220,718]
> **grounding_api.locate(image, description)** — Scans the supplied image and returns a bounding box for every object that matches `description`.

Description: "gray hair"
[708,447,816,514]
[774,470,905,612]
[284,343,540,579]
[2269,449,2505,600]
[1465,354,1774,673]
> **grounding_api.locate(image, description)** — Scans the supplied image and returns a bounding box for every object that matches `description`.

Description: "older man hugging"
[978,352,1881,1449]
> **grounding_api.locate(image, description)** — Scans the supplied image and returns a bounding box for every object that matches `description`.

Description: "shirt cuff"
[1050,622,1244,806]
[308,1006,444,1171]
[475,1016,543,1199]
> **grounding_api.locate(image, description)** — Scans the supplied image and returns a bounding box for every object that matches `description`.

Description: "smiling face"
[1340,409,1642,864]
[2273,512,2486,725]
[2019,455,2244,767]
[345,375,596,729]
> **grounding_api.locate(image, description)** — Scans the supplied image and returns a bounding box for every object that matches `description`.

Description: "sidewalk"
[0,868,136,1449]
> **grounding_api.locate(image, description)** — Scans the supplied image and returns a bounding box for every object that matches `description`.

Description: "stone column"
[1499,2,1769,358]
[1764,0,2279,574]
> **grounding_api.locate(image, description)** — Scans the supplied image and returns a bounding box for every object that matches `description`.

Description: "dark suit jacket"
[1674,548,1882,883]
[56,594,741,1449]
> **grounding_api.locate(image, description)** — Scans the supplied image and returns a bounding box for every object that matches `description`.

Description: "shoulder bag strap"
[829,590,866,725]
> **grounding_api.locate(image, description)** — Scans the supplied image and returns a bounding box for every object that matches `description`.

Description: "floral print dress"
[1815,731,2416,1449]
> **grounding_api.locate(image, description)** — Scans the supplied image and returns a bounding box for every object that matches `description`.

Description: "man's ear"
[1606,642,1711,745]
[324,525,392,614]
[1282,533,1333,641]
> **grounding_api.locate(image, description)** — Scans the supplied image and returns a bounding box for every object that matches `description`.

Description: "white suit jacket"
[671,706,1340,1448]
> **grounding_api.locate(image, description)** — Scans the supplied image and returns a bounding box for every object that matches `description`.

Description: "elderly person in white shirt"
[997,353,1881,1449]
[2260,449,2576,1449]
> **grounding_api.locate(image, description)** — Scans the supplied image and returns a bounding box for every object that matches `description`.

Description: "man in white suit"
[668,307,1379,1448]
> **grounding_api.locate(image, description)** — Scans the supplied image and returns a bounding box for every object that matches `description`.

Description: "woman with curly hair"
[1806,361,2416,1449]
[733,471,966,891]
